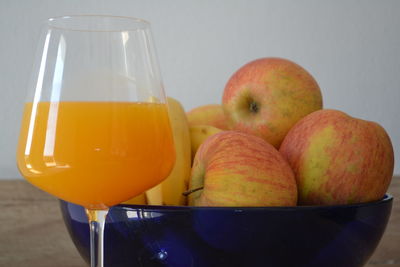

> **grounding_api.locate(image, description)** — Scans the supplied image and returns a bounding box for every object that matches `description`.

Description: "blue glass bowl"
[60,195,392,267]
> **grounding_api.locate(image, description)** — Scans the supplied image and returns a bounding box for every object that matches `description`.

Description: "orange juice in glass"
[16,15,174,267]
[17,101,175,209]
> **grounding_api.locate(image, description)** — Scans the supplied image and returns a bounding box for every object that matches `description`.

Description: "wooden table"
[0,178,399,267]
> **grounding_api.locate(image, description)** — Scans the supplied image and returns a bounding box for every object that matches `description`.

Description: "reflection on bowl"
[60,195,392,267]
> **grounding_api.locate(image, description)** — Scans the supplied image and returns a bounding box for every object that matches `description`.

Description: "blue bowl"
[60,195,392,267]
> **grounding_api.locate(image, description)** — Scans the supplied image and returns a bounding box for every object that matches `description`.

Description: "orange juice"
[17,101,175,209]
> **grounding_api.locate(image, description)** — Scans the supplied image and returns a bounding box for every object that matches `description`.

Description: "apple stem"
[182,187,204,196]
[249,101,259,113]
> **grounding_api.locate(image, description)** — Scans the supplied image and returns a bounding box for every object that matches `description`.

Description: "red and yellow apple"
[188,131,297,207]
[279,109,394,205]
[189,124,223,162]
[187,104,230,130]
[222,57,323,148]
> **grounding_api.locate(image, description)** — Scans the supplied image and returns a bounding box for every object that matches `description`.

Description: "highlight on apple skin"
[188,131,298,207]
[279,109,394,206]
[222,57,323,148]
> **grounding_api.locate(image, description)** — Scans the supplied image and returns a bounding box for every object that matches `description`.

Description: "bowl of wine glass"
[60,195,392,267]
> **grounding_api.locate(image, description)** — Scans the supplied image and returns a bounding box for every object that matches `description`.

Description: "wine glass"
[16,15,175,267]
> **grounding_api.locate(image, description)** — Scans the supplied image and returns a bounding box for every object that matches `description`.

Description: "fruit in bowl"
[279,109,395,205]
[188,131,297,207]
[60,56,395,267]
[60,194,393,267]
[187,104,230,130]
[222,57,323,148]
[185,57,394,208]
[189,124,223,162]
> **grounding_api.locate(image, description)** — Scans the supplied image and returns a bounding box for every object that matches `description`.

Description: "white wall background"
[0,0,399,178]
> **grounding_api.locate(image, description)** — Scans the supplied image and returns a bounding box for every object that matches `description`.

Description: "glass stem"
[86,208,109,267]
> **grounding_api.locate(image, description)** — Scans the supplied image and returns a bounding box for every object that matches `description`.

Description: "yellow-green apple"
[188,131,297,206]
[189,125,223,162]
[279,109,394,205]
[222,57,323,148]
[187,104,230,130]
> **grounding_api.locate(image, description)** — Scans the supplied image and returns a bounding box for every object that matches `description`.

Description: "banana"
[145,185,163,205]
[159,97,191,205]
[189,125,222,162]
[144,97,191,206]
[122,96,160,206]
[122,193,147,205]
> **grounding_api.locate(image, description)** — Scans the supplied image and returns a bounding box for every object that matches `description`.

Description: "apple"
[222,57,323,148]
[187,104,230,130]
[188,131,297,207]
[279,109,394,205]
[189,124,223,162]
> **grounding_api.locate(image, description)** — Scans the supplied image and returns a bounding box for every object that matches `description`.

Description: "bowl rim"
[114,194,393,212]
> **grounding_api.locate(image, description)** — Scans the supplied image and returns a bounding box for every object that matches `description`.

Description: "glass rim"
[46,14,150,32]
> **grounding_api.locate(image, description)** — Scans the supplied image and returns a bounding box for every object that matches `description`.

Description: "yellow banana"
[140,95,166,205]
[122,193,147,205]
[141,96,167,205]
[189,125,222,161]
[121,96,160,206]
[159,97,191,205]
[123,96,164,206]
[145,185,163,205]
[123,96,191,206]
[144,97,191,206]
